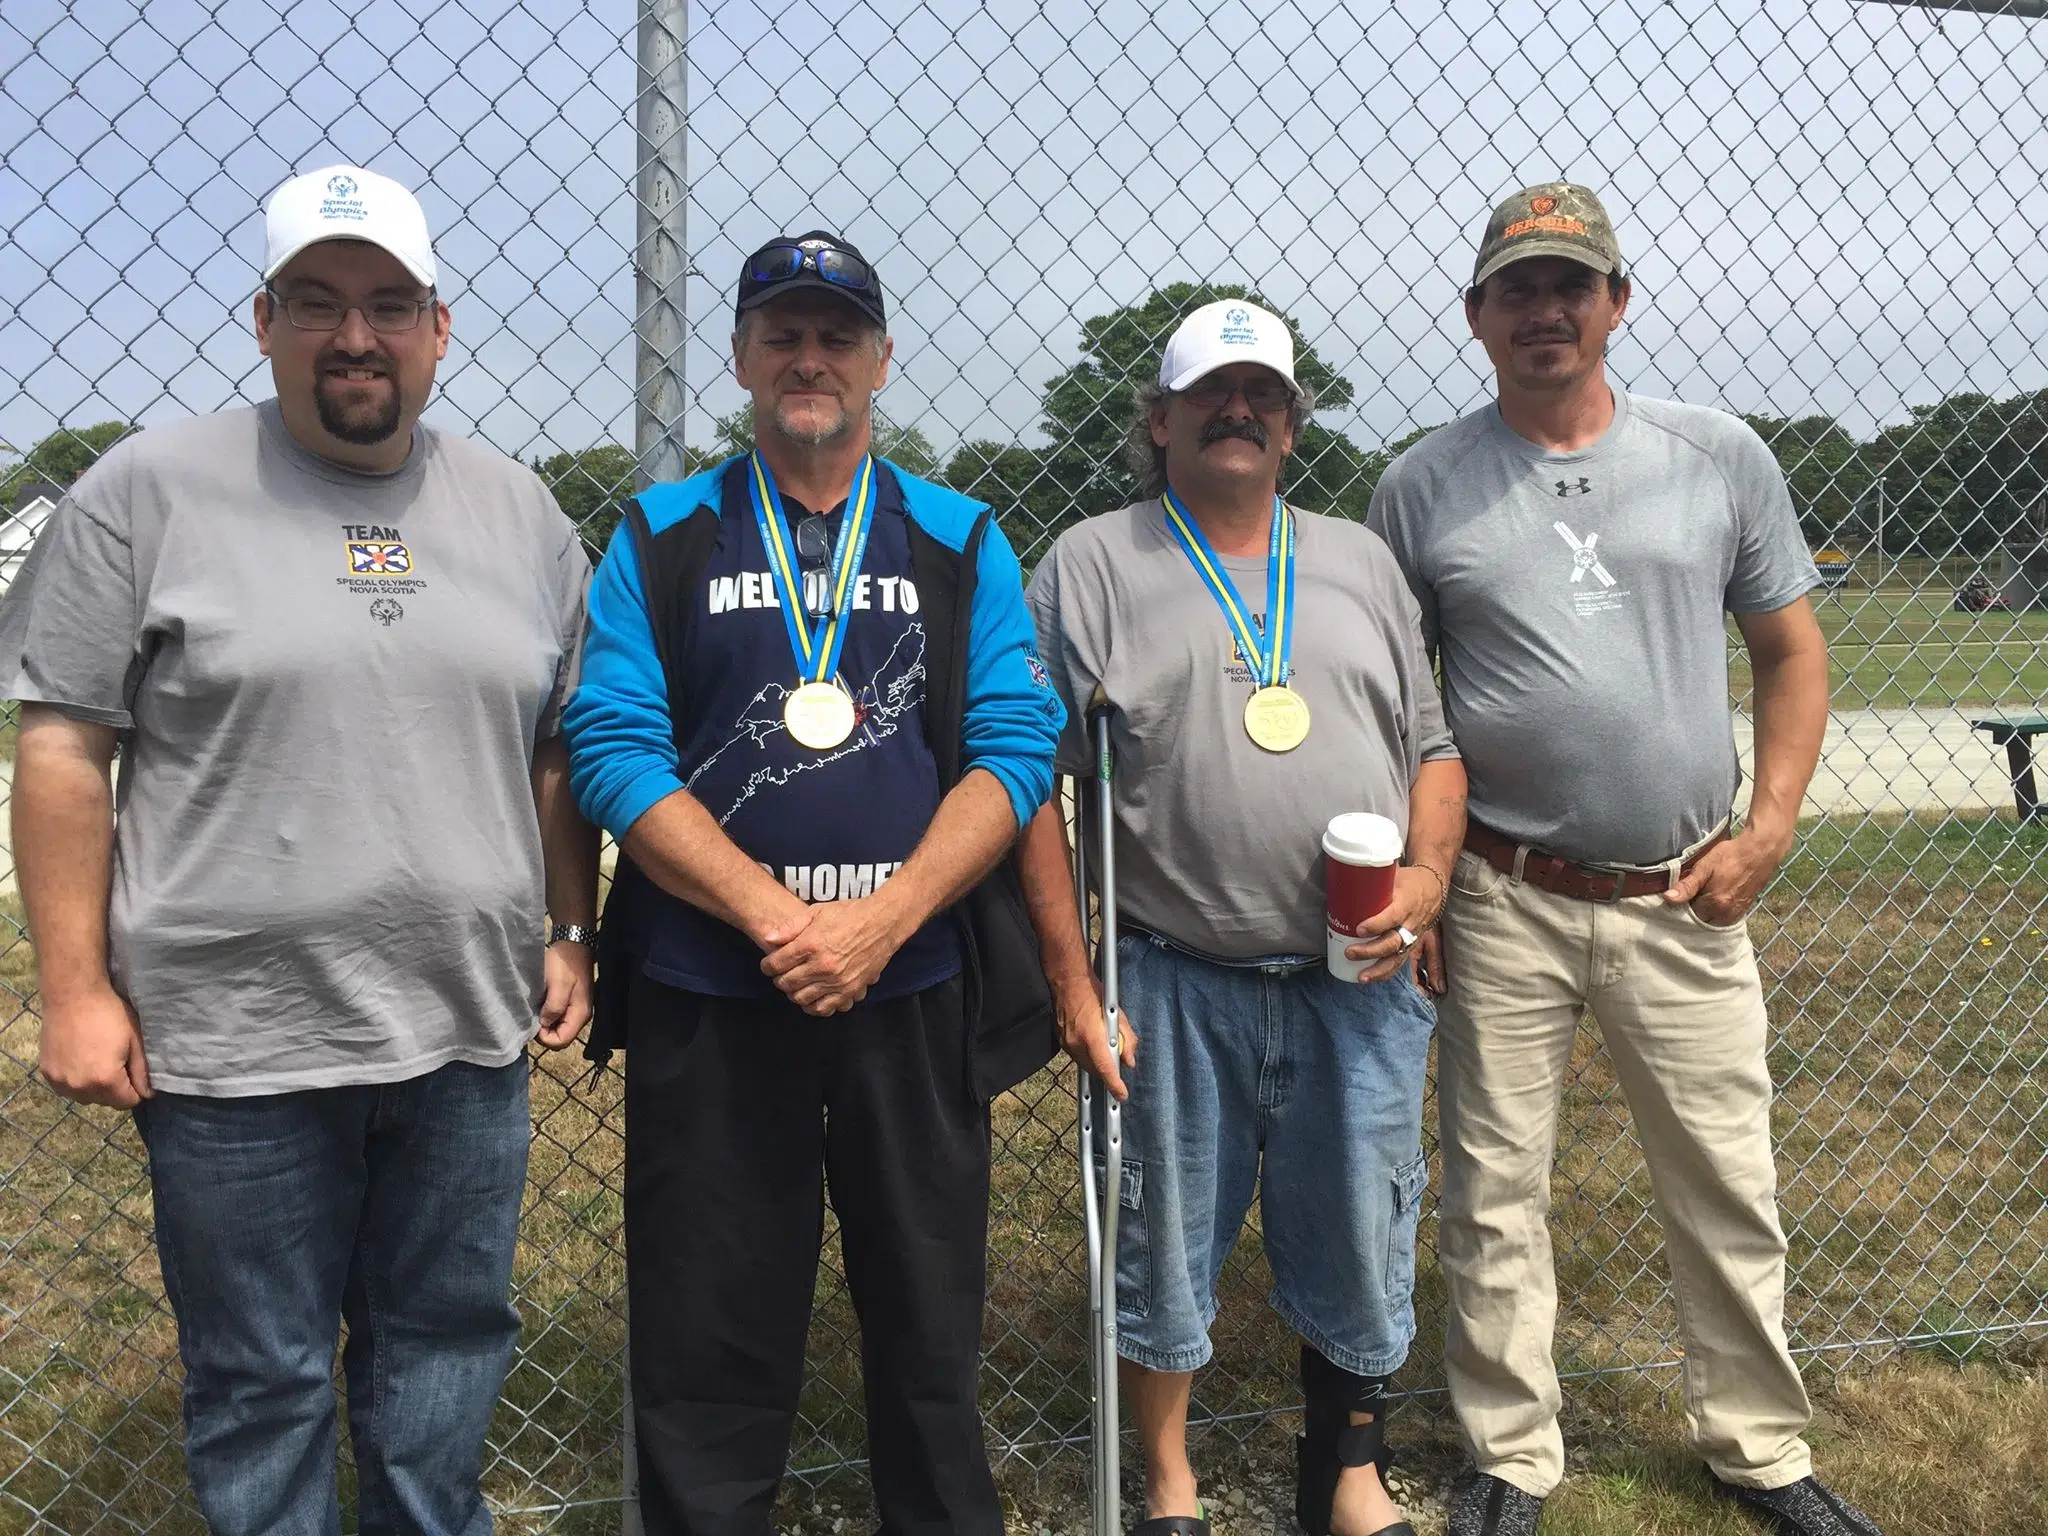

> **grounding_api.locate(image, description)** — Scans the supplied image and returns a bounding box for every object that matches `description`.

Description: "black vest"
[585,485,1057,1103]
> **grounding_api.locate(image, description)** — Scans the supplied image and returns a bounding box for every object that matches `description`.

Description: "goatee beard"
[774,400,854,448]
[316,381,402,446]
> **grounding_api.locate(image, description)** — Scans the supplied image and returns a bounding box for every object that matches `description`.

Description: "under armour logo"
[1556,477,1591,497]
[1552,522,1616,588]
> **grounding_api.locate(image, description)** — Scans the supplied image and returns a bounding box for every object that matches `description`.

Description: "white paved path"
[1735,707,2024,820]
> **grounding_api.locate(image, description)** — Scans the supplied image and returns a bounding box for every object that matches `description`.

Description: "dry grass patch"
[3,813,2046,1529]
[772,1354,2048,1533]
[1529,1354,2048,1536]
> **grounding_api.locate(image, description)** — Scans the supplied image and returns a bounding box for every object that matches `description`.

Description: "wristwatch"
[549,922,597,947]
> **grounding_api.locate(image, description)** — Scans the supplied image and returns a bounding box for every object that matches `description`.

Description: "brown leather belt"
[1464,819,1728,903]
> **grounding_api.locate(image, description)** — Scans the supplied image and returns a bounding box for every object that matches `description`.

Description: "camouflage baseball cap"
[1471,182,1624,290]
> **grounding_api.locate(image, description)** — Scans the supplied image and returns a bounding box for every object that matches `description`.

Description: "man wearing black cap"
[1371,185,1868,1536]
[564,231,1063,1535]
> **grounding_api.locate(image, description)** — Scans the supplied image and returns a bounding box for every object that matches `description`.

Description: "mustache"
[317,349,392,376]
[1199,416,1269,449]
[1514,325,1578,345]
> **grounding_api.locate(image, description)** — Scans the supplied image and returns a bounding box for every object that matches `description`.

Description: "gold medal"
[750,453,878,753]
[1244,684,1310,752]
[784,681,857,750]
[1162,491,1309,754]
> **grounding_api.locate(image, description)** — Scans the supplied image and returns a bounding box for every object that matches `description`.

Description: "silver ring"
[1398,925,1418,950]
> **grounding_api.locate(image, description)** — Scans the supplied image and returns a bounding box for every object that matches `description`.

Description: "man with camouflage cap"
[1370,184,1875,1536]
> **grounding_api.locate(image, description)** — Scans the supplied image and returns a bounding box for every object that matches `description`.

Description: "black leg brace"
[1295,1345,1396,1534]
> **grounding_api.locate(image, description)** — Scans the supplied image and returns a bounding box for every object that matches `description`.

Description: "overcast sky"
[5,0,2047,470]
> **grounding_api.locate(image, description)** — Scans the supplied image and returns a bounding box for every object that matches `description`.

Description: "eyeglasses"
[795,514,833,617]
[1181,374,1296,414]
[747,243,877,298]
[265,288,437,333]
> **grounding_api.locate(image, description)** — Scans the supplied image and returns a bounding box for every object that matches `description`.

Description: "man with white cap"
[1,165,596,1534]
[1019,297,1466,1536]
[1370,183,1863,1536]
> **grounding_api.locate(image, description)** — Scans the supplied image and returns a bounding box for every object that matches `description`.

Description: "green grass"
[2,816,2045,1531]
[1521,1354,2048,1536]
[0,904,628,1535]
[768,1352,2048,1533]
[1778,810,2048,885]
[1728,588,2048,710]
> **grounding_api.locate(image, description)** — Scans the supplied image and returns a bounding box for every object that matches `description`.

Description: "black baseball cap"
[735,230,887,330]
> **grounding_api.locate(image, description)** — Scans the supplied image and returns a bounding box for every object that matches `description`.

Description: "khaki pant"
[1434,848,1812,1498]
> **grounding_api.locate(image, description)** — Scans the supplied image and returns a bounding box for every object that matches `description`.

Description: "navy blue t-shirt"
[639,460,961,998]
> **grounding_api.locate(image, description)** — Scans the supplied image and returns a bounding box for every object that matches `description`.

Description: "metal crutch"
[1073,701,1123,1536]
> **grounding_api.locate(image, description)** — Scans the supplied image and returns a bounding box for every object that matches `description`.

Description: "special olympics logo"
[327,174,358,199]
[1226,306,1250,325]
[369,597,403,626]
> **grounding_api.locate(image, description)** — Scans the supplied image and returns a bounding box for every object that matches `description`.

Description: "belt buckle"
[1576,863,1628,902]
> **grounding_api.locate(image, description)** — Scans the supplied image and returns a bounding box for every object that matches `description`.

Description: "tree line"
[11,284,2046,566]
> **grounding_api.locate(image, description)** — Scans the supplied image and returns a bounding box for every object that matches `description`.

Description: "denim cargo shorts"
[1102,930,1435,1376]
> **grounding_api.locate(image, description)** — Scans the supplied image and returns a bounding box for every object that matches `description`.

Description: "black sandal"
[1296,1348,1418,1536]
[1132,1509,1210,1535]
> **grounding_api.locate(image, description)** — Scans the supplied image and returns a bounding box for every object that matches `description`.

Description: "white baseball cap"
[1158,299,1302,397]
[262,165,438,289]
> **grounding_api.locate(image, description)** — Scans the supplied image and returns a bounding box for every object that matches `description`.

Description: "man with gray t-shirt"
[1,166,598,1535]
[1370,185,1871,1536]
[1022,299,1465,1536]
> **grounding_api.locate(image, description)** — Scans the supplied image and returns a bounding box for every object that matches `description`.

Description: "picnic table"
[1969,714,2048,822]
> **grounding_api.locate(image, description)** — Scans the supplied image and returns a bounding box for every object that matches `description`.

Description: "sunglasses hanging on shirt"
[795,514,834,618]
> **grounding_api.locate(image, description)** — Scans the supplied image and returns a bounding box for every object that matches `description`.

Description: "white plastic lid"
[1323,811,1403,866]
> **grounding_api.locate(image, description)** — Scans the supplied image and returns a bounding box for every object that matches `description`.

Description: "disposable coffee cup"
[1324,812,1404,981]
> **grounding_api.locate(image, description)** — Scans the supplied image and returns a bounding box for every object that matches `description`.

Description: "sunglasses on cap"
[746,242,878,297]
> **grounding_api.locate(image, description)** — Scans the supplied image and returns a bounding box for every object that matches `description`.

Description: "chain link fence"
[5,0,2048,1529]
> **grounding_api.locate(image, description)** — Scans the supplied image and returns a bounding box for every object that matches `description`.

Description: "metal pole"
[621,1298,643,1536]
[636,0,688,490]
[1071,778,1107,1533]
[624,10,686,1528]
[1877,478,1887,581]
[1088,706,1122,1536]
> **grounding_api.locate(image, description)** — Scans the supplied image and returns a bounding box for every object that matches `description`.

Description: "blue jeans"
[134,1058,530,1536]
[1108,932,1434,1376]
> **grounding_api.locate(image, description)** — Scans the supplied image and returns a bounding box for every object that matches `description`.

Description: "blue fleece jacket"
[565,456,1062,845]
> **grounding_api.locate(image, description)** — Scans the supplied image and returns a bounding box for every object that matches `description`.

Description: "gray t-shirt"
[1368,390,1818,865]
[1027,500,1456,958]
[0,402,589,1095]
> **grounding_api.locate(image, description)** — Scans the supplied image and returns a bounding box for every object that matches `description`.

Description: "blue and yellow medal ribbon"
[1160,486,1294,688]
[748,451,878,685]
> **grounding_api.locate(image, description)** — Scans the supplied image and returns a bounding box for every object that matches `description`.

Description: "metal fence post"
[636,0,689,490]
[624,4,688,1529]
